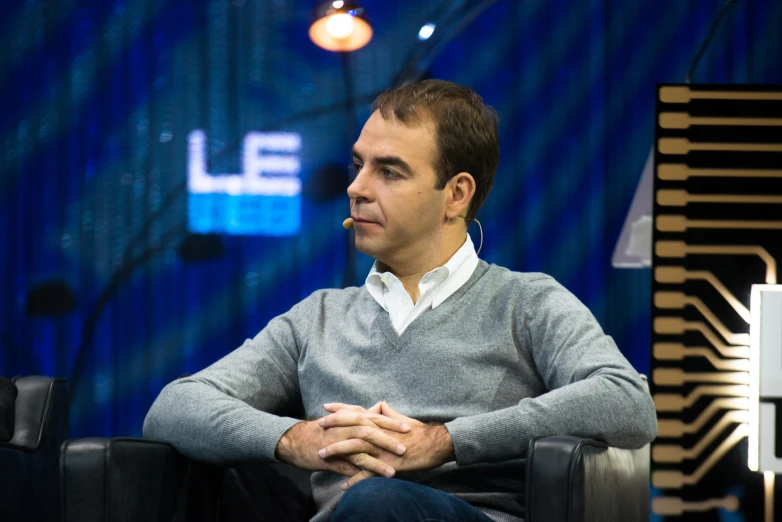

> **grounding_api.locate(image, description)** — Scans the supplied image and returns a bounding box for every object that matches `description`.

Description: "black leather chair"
[61,373,651,522]
[60,434,650,522]
[0,376,69,522]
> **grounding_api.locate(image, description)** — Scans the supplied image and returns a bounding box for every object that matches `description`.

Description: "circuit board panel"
[651,84,782,521]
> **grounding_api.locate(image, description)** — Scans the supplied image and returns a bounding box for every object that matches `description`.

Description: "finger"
[366,402,383,414]
[319,438,391,460]
[319,424,406,456]
[323,403,366,413]
[363,412,411,433]
[320,428,405,457]
[325,458,361,477]
[319,410,372,428]
[379,402,407,420]
[320,425,405,455]
[319,410,409,433]
[349,425,406,455]
[341,469,377,491]
[343,453,395,479]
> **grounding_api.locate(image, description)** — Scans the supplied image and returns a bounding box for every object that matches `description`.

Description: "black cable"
[112,0,488,292]
[393,0,500,86]
[119,90,382,264]
[64,89,383,401]
[402,0,500,86]
[390,0,471,87]
[67,0,502,400]
[68,222,188,402]
[122,1,491,255]
[685,0,740,84]
[340,52,358,289]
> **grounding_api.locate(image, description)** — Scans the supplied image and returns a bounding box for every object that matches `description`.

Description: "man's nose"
[347,167,373,201]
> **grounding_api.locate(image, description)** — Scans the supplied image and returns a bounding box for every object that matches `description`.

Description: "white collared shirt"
[365,235,480,334]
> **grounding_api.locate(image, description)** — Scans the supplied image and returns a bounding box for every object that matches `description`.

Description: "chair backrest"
[10,376,68,450]
[0,376,18,441]
[0,376,69,522]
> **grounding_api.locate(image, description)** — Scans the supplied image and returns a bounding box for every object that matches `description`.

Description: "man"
[144,80,657,521]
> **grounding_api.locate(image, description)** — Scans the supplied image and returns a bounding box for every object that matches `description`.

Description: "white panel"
[751,285,782,472]
[759,290,782,397]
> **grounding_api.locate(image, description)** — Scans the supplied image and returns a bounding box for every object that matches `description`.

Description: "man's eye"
[381,169,397,179]
[349,163,362,174]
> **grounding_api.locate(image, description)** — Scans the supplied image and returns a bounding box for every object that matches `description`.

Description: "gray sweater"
[143,261,657,521]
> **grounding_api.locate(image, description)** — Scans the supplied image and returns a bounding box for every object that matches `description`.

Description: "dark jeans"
[333,478,494,522]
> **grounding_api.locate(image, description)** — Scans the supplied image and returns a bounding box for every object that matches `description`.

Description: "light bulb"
[326,13,355,40]
[418,23,436,41]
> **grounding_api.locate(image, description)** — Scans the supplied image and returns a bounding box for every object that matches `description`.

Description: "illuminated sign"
[187,130,302,236]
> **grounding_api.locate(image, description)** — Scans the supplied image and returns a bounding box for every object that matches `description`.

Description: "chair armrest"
[60,437,221,522]
[525,436,650,522]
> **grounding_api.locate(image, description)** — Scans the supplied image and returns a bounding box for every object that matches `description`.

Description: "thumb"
[380,402,404,419]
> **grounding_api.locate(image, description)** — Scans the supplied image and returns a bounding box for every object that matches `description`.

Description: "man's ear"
[444,172,476,221]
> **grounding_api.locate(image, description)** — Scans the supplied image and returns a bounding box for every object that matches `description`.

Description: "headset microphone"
[342,217,354,229]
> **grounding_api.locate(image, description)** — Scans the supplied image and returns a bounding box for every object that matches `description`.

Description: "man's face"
[348,110,447,265]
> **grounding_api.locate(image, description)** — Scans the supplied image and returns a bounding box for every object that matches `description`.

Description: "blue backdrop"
[1,0,780,442]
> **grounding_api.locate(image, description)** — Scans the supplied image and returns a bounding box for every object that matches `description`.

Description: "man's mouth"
[352,216,379,225]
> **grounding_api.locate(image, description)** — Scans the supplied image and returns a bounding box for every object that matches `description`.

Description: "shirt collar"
[365,235,478,310]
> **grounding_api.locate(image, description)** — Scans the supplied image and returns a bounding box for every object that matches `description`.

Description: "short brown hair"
[372,80,499,223]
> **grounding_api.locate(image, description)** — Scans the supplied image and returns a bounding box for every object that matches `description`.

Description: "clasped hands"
[275,401,454,490]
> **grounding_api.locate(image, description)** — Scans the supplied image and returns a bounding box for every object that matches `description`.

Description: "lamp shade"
[309,1,372,52]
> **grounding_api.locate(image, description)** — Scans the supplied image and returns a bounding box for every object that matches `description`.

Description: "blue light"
[418,23,436,41]
[188,193,301,236]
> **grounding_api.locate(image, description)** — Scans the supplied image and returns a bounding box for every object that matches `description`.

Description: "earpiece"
[461,216,483,256]
[473,218,483,256]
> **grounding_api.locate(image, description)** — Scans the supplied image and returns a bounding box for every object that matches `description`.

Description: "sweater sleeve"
[445,276,658,466]
[142,294,316,464]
